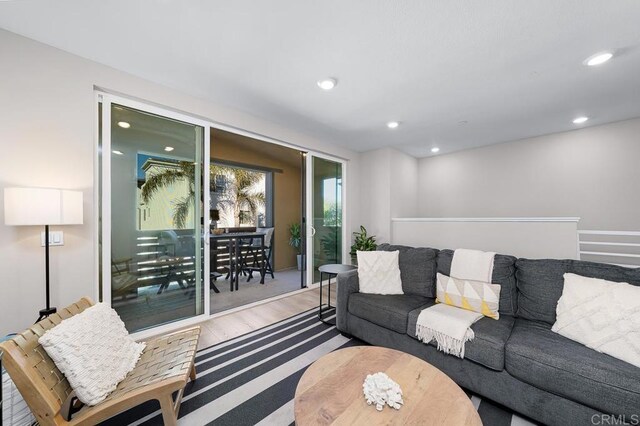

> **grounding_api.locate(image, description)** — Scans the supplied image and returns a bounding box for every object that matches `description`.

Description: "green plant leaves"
[350,225,377,256]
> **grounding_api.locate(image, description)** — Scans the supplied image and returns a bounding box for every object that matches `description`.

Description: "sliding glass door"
[98,94,347,333]
[308,156,344,284]
[100,95,209,333]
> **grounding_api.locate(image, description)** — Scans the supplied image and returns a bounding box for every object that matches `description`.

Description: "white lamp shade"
[4,187,83,226]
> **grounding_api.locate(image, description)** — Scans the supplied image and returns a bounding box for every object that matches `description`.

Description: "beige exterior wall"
[211,131,302,271]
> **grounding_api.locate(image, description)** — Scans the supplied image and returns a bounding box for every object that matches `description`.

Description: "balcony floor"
[210,268,303,314]
[113,268,305,331]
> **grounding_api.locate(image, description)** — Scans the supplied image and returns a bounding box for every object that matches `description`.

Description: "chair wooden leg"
[190,364,197,381]
[159,394,178,426]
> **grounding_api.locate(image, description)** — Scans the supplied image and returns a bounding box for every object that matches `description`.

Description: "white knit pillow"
[38,303,145,406]
[552,273,640,368]
[357,250,404,295]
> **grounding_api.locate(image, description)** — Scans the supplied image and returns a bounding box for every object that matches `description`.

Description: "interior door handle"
[310,226,316,237]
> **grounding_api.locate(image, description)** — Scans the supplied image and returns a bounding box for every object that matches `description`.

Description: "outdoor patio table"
[210,232,266,291]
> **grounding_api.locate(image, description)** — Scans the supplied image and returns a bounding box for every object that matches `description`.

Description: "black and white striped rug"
[103,308,538,425]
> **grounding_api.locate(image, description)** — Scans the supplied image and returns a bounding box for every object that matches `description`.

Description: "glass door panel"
[310,156,343,283]
[106,102,205,332]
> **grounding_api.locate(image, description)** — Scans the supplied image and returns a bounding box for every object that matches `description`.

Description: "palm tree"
[141,160,264,229]
[216,167,265,227]
[141,161,201,229]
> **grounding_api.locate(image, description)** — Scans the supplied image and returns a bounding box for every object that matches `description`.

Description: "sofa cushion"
[377,244,438,297]
[553,273,640,368]
[516,258,640,325]
[38,303,146,406]
[348,293,431,334]
[437,249,518,316]
[357,250,403,295]
[506,318,640,417]
[407,303,515,371]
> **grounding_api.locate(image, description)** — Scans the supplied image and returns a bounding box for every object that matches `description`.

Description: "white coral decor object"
[362,372,404,411]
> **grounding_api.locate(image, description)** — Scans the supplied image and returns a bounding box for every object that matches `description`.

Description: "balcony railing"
[578,230,640,268]
[112,228,262,297]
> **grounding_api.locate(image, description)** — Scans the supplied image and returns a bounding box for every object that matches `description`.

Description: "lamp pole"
[37,224,56,322]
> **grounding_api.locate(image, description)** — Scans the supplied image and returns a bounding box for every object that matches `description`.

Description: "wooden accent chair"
[0,297,200,425]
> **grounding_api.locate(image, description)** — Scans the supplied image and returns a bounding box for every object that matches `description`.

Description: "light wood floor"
[196,286,337,350]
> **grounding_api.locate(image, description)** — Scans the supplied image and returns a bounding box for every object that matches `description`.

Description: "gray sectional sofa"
[336,244,640,426]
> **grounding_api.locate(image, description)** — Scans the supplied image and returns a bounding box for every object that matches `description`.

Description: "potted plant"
[350,225,377,264]
[289,223,304,271]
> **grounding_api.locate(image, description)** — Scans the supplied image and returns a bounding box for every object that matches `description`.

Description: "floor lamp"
[4,187,84,322]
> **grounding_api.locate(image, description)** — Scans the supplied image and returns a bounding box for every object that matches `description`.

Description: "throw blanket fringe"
[416,324,475,358]
[415,303,482,358]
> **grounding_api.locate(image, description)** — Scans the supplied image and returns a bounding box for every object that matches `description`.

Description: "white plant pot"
[297,254,305,271]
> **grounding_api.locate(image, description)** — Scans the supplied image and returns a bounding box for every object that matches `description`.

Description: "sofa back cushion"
[516,258,640,325]
[437,249,518,316]
[376,244,438,297]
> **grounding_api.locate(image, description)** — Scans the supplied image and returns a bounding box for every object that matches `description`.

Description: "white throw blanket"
[415,248,496,358]
[416,304,482,358]
[450,248,496,282]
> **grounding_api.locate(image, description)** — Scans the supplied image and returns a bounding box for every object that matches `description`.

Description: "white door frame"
[96,91,349,339]
[305,153,349,287]
[98,92,210,339]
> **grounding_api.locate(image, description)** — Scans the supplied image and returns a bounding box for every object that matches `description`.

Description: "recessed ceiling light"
[573,116,589,124]
[112,150,124,155]
[387,121,400,129]
[164,146,174,152]
[117,121,131,129]
[317,78,337,90]
[585,52,613,66]
[431,147,440,153]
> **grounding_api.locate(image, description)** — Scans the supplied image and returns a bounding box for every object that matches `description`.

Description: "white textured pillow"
[357,250,403,295]
[39,303,146,406]
[552,273,640,368]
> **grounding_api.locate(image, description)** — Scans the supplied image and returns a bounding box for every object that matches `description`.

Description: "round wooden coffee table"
[294,346,482,425]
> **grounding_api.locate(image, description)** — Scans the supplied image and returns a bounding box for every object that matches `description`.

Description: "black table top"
[210,231,266,239]
[318,263,357,274]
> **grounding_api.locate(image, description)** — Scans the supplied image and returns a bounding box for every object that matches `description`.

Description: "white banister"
[580,251,640,259]
[393,217,580,223]
[579,241,640,248]
[578,230,640,268]
[578,230,640,236]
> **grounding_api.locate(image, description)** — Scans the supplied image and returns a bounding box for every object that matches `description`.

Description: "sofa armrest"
[336,269,359,332]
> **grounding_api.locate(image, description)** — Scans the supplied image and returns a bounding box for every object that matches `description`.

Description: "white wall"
[390,149,419,219]
[391,219,579,259]
[0,29,361,336]
[418,118,640,231]
[358,148,418,243]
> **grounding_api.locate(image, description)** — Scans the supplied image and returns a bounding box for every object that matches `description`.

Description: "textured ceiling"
[2,0,640,157]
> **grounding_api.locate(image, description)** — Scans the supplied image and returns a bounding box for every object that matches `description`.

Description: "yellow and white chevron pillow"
[436,273,501,319]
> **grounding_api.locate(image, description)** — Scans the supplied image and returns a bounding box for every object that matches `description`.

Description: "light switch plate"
[41,231,64,246]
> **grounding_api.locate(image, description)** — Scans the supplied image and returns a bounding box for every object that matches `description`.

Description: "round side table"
[318,264,357,325]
